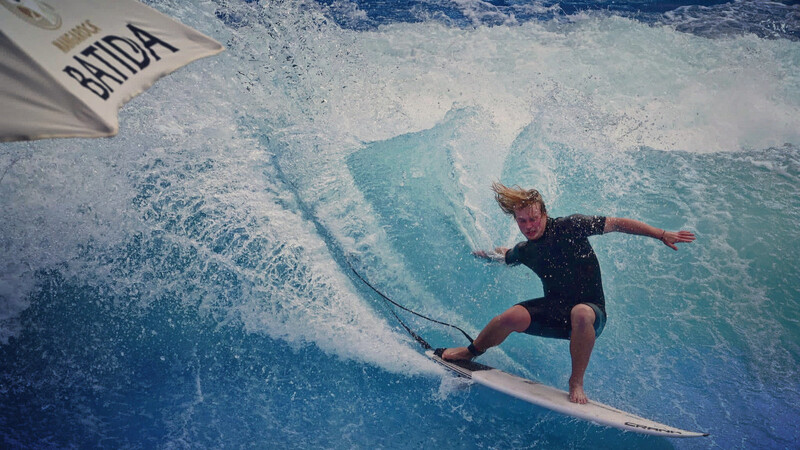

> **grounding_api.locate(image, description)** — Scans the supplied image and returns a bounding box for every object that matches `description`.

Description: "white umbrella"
[0,0,223,142]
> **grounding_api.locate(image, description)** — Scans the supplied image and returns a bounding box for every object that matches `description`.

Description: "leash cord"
[348,263,475,348]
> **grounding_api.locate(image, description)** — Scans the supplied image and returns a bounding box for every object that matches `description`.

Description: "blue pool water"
[2,0,799,448]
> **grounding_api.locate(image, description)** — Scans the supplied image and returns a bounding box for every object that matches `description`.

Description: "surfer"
[441,182,695,404]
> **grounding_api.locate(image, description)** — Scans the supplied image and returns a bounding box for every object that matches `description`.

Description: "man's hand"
[661,230,696,251]
[473,247,509,262]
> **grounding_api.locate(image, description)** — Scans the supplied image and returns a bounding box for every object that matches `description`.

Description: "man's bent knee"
[570,304,596,330]
[495,305,531,333]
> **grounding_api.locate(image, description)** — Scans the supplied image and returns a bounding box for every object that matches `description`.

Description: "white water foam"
[2,0,799,379]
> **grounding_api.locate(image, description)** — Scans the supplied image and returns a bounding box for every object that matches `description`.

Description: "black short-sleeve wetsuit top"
[505,214,607,338]
[506,214,606,303]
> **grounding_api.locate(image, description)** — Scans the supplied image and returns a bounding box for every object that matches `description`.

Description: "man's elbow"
[603,217,620,234]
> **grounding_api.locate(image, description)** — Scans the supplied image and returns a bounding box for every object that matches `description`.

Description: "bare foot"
[442,347,474,361]
[569,377,589,404]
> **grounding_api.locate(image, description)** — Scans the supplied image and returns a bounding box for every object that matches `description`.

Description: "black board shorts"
[516,297,606,340]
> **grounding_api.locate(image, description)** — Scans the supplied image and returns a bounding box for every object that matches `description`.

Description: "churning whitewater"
[2,1,799,448]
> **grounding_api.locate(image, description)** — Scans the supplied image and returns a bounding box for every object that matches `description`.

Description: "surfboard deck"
[427,349,708,438]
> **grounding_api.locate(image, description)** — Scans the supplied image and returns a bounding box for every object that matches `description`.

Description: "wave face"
[1,0,799,448]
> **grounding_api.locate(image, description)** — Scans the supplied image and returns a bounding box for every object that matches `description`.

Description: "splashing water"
[2,0,799,447]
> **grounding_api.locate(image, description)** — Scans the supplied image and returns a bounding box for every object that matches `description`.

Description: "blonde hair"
[491,182,546,217]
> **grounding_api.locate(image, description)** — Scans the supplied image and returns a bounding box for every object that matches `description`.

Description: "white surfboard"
[427,349,708,438]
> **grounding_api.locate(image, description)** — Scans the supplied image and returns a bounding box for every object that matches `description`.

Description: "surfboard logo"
[1,0,61,30]
[624,422,682,435]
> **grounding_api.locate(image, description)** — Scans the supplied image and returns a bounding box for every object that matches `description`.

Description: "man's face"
[514,204,546,241]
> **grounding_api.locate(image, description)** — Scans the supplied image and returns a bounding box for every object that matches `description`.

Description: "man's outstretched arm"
[604,217,696,250]
[472,247,511,262]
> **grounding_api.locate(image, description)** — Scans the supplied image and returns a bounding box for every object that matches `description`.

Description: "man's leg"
[568,304,596,404]
[442,305,531,361]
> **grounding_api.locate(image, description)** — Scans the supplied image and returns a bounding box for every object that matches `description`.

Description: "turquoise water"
[2,1,799,448]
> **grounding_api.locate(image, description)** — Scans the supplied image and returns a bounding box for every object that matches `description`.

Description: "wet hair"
[491,182,547,217]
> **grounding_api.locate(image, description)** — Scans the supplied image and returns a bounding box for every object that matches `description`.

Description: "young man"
[441,182,696,404]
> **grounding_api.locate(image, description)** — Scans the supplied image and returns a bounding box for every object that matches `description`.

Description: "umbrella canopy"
[0,0,223,142]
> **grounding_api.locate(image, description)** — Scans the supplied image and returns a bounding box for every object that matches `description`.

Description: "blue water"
[2,0,799,448]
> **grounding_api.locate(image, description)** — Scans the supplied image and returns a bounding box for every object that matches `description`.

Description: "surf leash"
[347,262,475,350]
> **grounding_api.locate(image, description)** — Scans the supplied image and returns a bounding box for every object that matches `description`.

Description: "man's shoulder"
[550,214,584,229]
[553,213,598,221]
[552,214,606,237]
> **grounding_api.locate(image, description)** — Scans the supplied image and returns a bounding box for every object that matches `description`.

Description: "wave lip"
[318,0,800,41]
[662,0,800,41]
